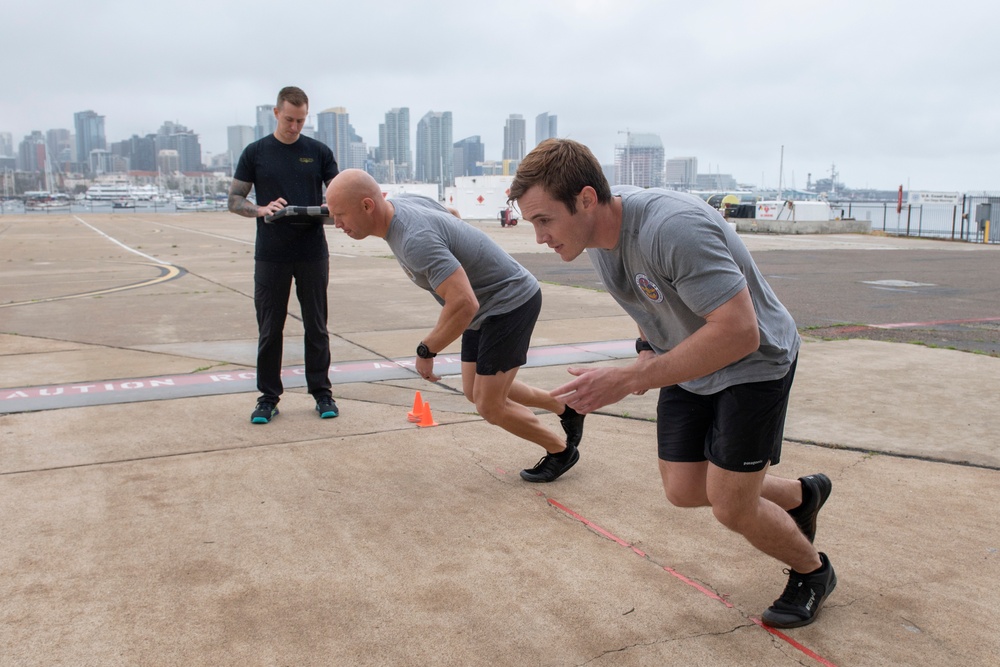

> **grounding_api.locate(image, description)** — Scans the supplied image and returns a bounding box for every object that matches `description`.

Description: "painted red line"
[548,498,838,667]
[663,567,733,608]
[547,499,646,557]
[871,316,1000,330]
[751,618,839,667]
[820,325,871,334]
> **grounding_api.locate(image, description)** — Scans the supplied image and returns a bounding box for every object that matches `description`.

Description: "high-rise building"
[380,107,411,182]
[415,110,453,189]
[614,133,664,188]
[317,107,351,167]
[665,157,698,189]
[503,114,526,162]
[111,134,157,172]
[453,136,484,177]
[0,132,12,157]
[155,121,203,173]
[255,104,276,140]
[227,125,255,169]
[45,129,73,167]
[88,149,115,176]
[535,112,557,146]
[317,107,366,170]
[74,110,106,173]
[157,149,180,174]
[347,140,367,173]
[17,132,46,173]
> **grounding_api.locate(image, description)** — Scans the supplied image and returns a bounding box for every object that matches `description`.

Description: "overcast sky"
[4,0,997,192]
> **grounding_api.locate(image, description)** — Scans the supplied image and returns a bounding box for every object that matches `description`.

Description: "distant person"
[325,169,585,482]
[228,86,340,424]
[509,138,835,628]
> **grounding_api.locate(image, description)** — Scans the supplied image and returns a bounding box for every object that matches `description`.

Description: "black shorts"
[461,288,542,376]
[656,358,797,472]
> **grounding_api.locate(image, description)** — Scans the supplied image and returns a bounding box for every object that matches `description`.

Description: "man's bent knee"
[711,501,756,534]
[662,483,709,508]
[659,460,710,508]
[476,398,506,425]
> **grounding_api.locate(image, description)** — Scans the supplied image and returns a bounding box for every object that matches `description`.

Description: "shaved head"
[326,169,392,239]
[329,168,381,202]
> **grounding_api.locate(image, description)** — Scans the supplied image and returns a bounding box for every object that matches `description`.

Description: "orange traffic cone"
[417,400,439,428]
[407,391,424,422]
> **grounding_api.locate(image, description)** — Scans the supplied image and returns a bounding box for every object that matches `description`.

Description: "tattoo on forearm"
[227,179,259,217]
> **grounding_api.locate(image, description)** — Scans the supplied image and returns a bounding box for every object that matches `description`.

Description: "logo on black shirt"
[299,157,314,163]
[635,273,664,303]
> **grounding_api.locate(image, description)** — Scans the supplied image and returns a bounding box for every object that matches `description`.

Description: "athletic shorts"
[656,357,797,472]
[461,288,542,376]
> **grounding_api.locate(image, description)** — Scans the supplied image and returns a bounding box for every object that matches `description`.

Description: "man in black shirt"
[228,86,340,424]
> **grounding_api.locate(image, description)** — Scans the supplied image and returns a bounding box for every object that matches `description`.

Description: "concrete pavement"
[1,211,998,666]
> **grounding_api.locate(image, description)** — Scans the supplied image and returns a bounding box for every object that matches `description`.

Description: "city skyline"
[4,1,998,192]
[0,104,783,192]
[0,100,969,195]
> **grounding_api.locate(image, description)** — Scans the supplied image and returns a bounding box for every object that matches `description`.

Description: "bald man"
[326,169,585,483]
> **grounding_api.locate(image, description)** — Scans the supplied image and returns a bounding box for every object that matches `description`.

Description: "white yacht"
[85,180,160,201]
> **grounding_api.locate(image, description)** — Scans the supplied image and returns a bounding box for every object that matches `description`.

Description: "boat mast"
[777,145,784,199]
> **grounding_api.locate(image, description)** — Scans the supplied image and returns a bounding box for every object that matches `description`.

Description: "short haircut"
[276,86,309,109]
[509,138,612,214]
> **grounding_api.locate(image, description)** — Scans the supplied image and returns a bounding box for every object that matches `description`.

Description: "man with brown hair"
[228,86,340,424]
[508,138,835,628]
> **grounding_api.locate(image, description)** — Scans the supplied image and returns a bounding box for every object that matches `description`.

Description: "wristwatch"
[635,338,654,353]
[416,342,437,359]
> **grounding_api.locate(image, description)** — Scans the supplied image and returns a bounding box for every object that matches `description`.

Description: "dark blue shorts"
[461,288,542,376]
[656,357,797,472]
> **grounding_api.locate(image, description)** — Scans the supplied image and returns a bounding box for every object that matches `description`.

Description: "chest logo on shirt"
[299,157,314,164]
[635,273,664,303]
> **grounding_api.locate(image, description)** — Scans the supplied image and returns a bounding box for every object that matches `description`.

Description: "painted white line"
[73,215,172,266]
[132,218,356,257]
[136,218,254,246]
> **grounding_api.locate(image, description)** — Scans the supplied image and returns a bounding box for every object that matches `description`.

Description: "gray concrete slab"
[2,212,999,666]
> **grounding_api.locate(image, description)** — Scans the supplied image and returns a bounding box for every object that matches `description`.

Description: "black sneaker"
[251,401,278,424]
[316,396,339,419]
[519,445,580,483]
[762,553,837,629]
[788,473,832,543]
[559,405,586,449]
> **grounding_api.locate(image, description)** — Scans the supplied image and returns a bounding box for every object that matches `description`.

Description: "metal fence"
[828,195,1000,243]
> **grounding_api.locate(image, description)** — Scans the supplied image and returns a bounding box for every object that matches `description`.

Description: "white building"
[443,175,515,220]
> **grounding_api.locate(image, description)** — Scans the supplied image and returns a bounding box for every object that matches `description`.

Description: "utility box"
[975,203,990,232]
[975,202,1000,243]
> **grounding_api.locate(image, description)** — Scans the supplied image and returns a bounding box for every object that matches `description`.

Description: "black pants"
[254,259,332,403]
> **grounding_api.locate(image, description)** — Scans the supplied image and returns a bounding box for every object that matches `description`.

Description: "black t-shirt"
[234,134,339,262]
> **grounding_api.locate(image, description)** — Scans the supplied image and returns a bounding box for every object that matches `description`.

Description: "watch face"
[417,343,434,359]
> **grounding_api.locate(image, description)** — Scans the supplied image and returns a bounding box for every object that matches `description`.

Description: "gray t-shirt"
[588,186,800,394]
[386,195,539,330]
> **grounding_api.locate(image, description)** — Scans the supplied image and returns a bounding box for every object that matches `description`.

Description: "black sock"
[798,554,827,576]
[790,479,812,514]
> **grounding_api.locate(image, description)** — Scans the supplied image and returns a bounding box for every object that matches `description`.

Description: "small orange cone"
[417,400,439,428]
[407,391,424,422]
